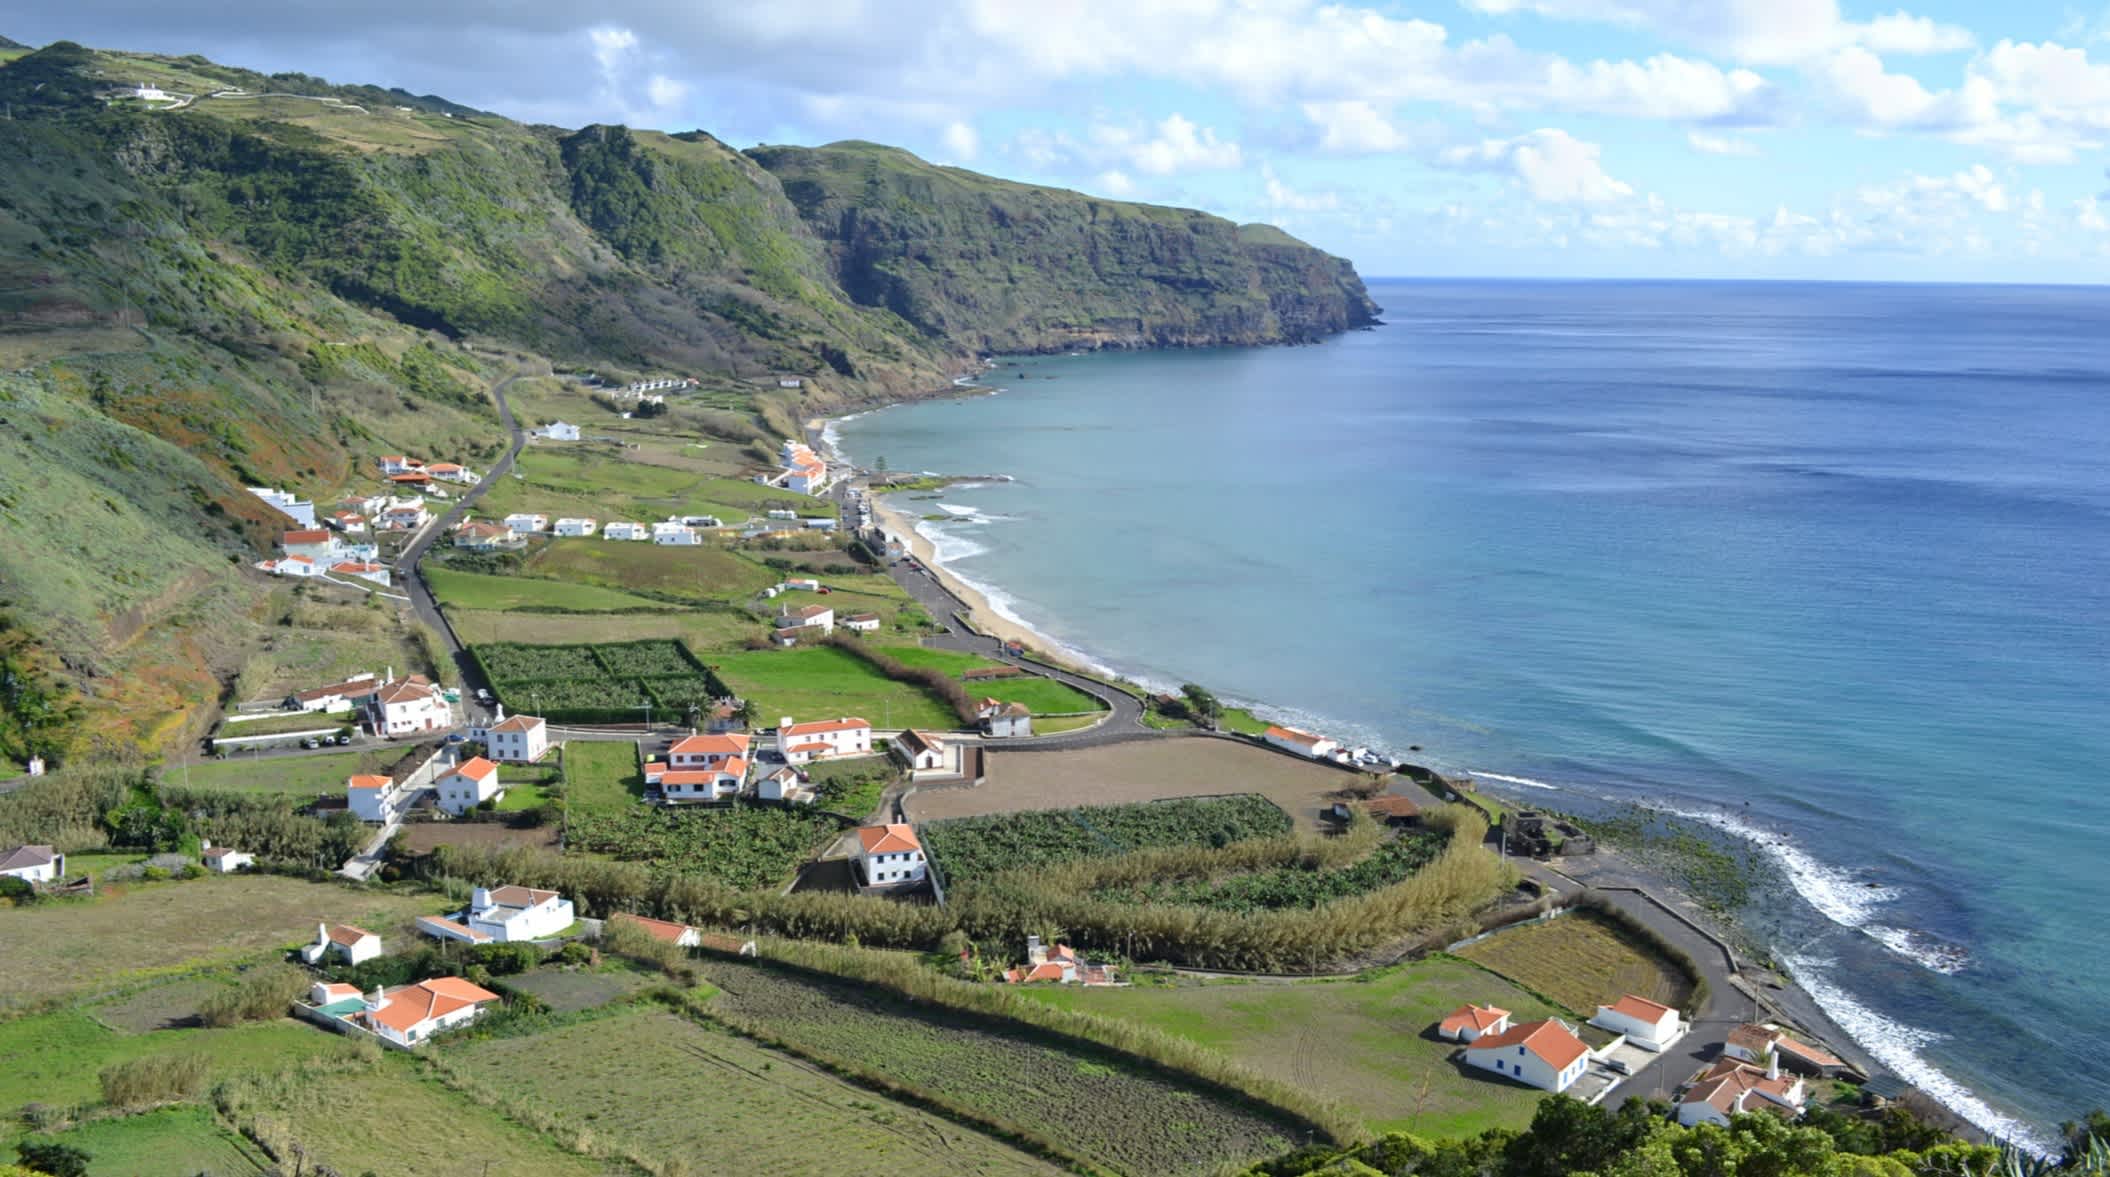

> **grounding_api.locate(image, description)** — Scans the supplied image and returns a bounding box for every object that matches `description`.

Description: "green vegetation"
[208,711,351,739]
[0,1009,361,1111]
[1019,956,1567,1139]
[1093,829,1449,914]
[425,566,669,613]
[921,796,1295,888]
[708,646,960,731]
[469,638,725,722]
[568,803,844,889]
[13,1105,265,1177]
[802,756,893,819]
[1454,910,1692,1016]
[873,645,1106,714]
[557,739,642,818]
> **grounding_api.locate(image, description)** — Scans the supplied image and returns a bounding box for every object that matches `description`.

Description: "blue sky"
[21,1,2110,280]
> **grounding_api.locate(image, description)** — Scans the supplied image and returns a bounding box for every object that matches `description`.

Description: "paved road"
[395,368,534,720]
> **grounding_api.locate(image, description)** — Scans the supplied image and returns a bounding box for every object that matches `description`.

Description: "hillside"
[0,39,1378,759]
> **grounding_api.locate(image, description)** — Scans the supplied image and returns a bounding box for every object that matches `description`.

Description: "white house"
[301,922,383,966]
[329,562,393,588]
[854,824,926,889]
[256,556,323,578]
[481,713,549,764]
[776,604,833,634]
[1591,994,1684,1052]
[784,577,821,592]
[249,486,317,528]
[603,521,649,541]
[659,762,747,803]
[777,717,872,764]
[767,509,798,521]
[346,774,402,822]
[0,845,62,884]
[978,698,1033,738]
[677,515,722,529]
[199,843,254,873]
[801,517,838,532]
[378,498,431,532]
[842,612,882,633]
[1264,724,1339,760]
[330,511,369,533]
[436,756,504,815]
[1004,935,1119,986]
[1676,1056,1808,1128]
[665,732,752,771]
[281,528,340,561]
[1462,1019,1593,1094]
[1437,1004,1513,1043]
[453,521,519,552]
[1724,1023,1851,1077]
[611,911,700,948]
[289,673,380,713]
[351,977,501,1048]
[755,765,816,805]
[535,422,581,441]
[420,885,575,944]
[891,729,947,772]
[553,517,598,537]
[378,455,424,476]
[370,676,450,737]
[777,376,804,388]
[652,521,702,546]
[424,462,477,484]
[503,513,548,534]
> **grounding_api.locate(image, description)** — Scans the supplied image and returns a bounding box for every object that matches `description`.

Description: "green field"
[494,781,552,811]
[873,646,1105,714]
[426,566,669,613]
[451,1008,1063,1177]
[173,747,399,796]
[16,1105,269,1177]
[561,740,643,818]
[703,960,1303,1176]
[501,965,657,1014]
[802,757,894,819]
[211,710,356,739]
[0,1009,364,1112]
[525,539,776,602]
[1017,956,1568,1139]
[707,646,960,731]
[447,606,762,654]
[477,448,815,525]
[1453,910,1690,1015]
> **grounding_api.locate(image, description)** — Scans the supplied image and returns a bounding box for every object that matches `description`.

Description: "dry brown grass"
[395,820,562,854]
[909,738,1362,831]
[1453,909,1690,1016]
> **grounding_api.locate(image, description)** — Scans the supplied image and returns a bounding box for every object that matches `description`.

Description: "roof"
[328,923,376,946]
[670,733,752,757]
[455,521,510,539]
[201,845,242,860]
[1265,724,1326,747]
[612,912,694,943]
[996,702,1031,718]
[389,472,430,482]
[485,884,559,908]
[489,714,545,733]
[415,914,492,943]
[895,729,944,755]
[296,677,382,703]
[786,604,831,620]
[316,982,361,1002]
[845,612,881,622]
[1726,1023,1780,1053]
[282,528,331,545]
[448,756,499,782]
[782,717,870,737]
[1688,1057,1803,1109]
[659,770,736,787]
[857,824,922,855]
[1468,1019,1590,1070]
[1440,1004,1511,1035]
[426,462,463,472]
[1605,994,1677,1023]
[377,677,439,705]
[1366,795,1421,819]
[365,977,500,1033]
[0,845,57,871]
[346,774,393,790]
[331,562,385,574]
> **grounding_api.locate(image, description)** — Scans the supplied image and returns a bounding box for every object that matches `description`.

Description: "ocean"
[830,279,2110,1146]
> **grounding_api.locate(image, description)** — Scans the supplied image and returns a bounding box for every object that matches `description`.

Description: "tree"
[1179,683,1223,726]
[15,1141,90,1177]
[875,455,888,474]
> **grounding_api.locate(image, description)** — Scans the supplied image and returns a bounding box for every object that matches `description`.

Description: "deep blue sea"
[833,280,2110,1145]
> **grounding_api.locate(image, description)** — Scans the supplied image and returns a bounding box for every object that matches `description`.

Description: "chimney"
[495,702,505,722]
[317,921,329,946]
[780,717,794,732]
[471,886,491,911]
[1767,1052,1780,1082]
[386,665,395,683]
[1026,934,1043,964]
[366,986,386,1012]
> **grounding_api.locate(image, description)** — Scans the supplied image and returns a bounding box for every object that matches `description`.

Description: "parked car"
[446,733,466,744]
[476,688,494,704]
[301,738,319,750]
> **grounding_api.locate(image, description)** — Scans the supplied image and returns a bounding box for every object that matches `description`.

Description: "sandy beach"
[865,490,1078,661]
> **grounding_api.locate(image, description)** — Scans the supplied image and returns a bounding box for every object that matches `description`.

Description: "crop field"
[920,795,1292,889]
[173,747,400,796]
[0,1009,363,1111]
[873,646,1104,714]
[1453,910,1691,1014]
[913,740,1361,831]
[446,607,759,653]
[1018,956,1567,1139]
[425,566,668,613]
[701,960,1302,1176]
[16,1105,269,1177]
[450,1009,1064,1176]
[567,804,843,889]
[524,540,775,602]
[91,977,226,1033]
[1089,829,1451,913]
[0,875,443,1008]
[479,448,812,526]
[706,646,959,731]
[395,821,561,854]
[502,966,657,1014]
[471,639,723,721]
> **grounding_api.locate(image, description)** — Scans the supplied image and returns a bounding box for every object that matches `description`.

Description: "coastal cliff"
[749,140,1382,354]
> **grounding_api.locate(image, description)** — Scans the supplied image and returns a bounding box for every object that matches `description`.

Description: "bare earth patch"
[907,738,1363,831]
[395,820,562,854]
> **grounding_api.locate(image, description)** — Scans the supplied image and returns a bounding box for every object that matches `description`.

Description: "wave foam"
[1863,924,1972,976]
[1470,770,1560,791]
[1784,955,2051,1154]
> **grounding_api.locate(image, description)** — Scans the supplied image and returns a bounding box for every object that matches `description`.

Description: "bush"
[140,866,171,882]
[471,941,542,976]
[198,964,309,1028]
[180,863,208,879]
[98,1053,208,1109]
[556,941,593,967]
[822,634,976,723]
[15,1140,90,1177]
[0,876,36,905]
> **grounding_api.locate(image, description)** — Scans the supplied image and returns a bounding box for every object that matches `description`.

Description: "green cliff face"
[748,141,1381,353]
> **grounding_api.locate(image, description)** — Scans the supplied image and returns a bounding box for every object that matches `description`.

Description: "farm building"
[0,845,62,884]
[1591,994,1683,1052]
[301,922,384,966]
[1462,1019,1592,1094]
[1437,1004,1512,1043]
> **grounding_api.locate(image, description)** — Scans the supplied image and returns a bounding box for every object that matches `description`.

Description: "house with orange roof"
[369,675,450,737]
[424,462,477,484]
[349,976,501,1048]
[301,921,383,966]
[1724,1023,1852,1077]
[280,528,339,561]
[1462,1018,1593,1093]
[1263,724,1339,760]
[1676,1054,1808,1127]
[436,756,503,815]
[659,760,749,803]
[1591,993,1684,1051]
[775,603,834,634]
[328,561,393,588]
[346,773,402,823]
[754,764,816,805]
[1003,934,1119,986]
[478,712,549,764]
[665,732,751,772]
[977,698,1033,738]
[255,555,323,579]
[611,912,701,948]
[330,510,369,533]
[1437,1003,1513,1043]
[853,823,926,890]
[378,455,425,476]
[777,716,872,764]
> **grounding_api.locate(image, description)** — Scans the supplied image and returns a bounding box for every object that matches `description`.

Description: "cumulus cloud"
[1687,130,1760,155]
[1440,129,1635,203]
[941,119,980,161]
[1302,101,1417,153]
[1094,169,1136,196]
[1097,113,1243,175]
[1260,163,1340,211]
[1461,0,1974,64]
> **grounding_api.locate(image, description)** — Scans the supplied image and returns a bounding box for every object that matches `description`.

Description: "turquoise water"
[835,279,2110,1144]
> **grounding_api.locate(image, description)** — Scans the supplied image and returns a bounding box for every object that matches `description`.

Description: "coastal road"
[394,367,533,720]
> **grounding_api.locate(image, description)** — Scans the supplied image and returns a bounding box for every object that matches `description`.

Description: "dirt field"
[395,820,562,854]
[1454,910,1692,1015]
[907,738,1366,831]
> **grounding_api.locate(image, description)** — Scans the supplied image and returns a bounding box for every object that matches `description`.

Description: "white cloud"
[1687,130,1760,155]
[1461,0,1973,64]
[941,119,980,161]
[2077,196,2110,231]
[645,75,689,110]
[1100,113,1243,175]
[1854,12,1978,54]
[1094,169,1135,196]
[1441,129,1635,203]
[1302,101,1416,153]
[1261,164,1340,211]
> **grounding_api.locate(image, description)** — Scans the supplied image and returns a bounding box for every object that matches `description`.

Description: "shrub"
[15,1140,90,1177]
[198,964,309,1028]
[98,1053,208,1109]
[0,876,36,905]
[140,866,171,882]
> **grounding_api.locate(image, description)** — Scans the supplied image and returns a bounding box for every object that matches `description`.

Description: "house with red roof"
[853,823,925,890]
[301,922,383,966]
[1723,1023,1852,1077]
[891,729,947,773]
[1591,993,1684,1051]
[976,698,1033,738]
[436,756,503,815]
[1003,935,1118,986]
[479,712,549,764]
[659,760,748,803]
[777,716,872,763]
[1463,1018,1593,1093]
[378,455,425,476]
[1676,1054,1808,1127]
[664,732,751,771]
[369,675,450,737]
[347,977,501,1049]
[1264,724,1339,760]
[346,773,402,823]
[611,912,701,948]
[1437,1003,1513,1043]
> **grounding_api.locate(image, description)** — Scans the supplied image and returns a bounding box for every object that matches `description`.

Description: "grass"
[1016,956,1567,1139]
[425,566,669,613]
[802,756,893,819]
[493,782,551,811]
[168,748,402,796]
[1220,707,1271,735]
[1030,714,1102,735]
[90,976,228,1034]
[524,539,776,602]
[448,1007,1063,1176]
[501,965,656,1014]
[478,448,815,526]
[561,740,643,818]
[0,875,445,1009]
[872,645,1104,715]
[13,1104,269,1177]
[0,1009,364,1112]
[1452,910,1691,1016]
[446,606,763,653]
[212,710,356,738]
[52,850,148,884]
[706,646,960,731]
